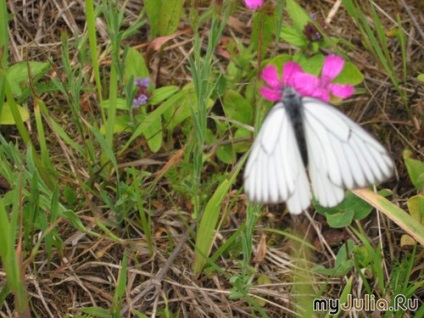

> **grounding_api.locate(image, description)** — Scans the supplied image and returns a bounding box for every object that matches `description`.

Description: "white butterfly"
[244,86,394,214]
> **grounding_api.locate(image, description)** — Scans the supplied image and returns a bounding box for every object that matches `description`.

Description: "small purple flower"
[135,77,150,88]
[244,0,263,10]
[293,55,355,102]
[133,77,151,109]
[133,94,148,108]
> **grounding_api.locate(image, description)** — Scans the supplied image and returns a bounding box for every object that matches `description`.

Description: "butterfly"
[243,86,394,214]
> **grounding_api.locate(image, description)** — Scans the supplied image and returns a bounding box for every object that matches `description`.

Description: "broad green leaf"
[407,195,424,224]
[252,9,276,57]
[266,54,293,71]
[297,54,324,75]
[216,144,236,164]
[122,88,188,151]
[403,149,424,191]
[333,61,364,85]
[286,0,311,31]
[222,90,252,124]
[280,25,308,47]
[0,102,29,125]
[101,98,128,110]
[163,84,213,131]
[314,191,382,228]
[353,245,371,268]
[144,0,161,38]
[233,127,251,153]
[159,0,185,36]
[125,47,150,86]
[143,114,163,153]
[313,240,355,276]
[149,86,179,105]
[193,178,231,275]
[100,115,131,134]
[7,62,50,97]
[326,209,354,228]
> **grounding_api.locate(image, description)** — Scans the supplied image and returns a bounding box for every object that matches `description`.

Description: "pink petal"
[244,0,263,9]
[260,86,282,101]
[312,89,330,102]
[322,55,345,81]
[328,83,355,99]
[261,65,281,89]
[282,62,303,86]
[292,73,321,96]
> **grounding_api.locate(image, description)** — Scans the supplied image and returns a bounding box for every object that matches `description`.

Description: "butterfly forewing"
[244,102,311,214]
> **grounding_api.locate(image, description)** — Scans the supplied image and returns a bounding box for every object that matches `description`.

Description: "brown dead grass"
[3,0,424,317]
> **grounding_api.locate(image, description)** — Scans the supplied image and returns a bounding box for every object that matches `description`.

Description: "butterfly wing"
[302,97,394,208]
[244,103,311,214]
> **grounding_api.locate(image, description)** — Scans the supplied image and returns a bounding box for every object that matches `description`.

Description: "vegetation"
[0,0,423,317]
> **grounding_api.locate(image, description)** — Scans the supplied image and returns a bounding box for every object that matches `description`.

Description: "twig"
[121,224,194,315]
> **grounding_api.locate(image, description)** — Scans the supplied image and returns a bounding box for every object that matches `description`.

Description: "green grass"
[0,0,423,316]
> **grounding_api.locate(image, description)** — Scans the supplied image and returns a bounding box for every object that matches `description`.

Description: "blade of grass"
[353,188,424,245]
[34,97,53,169]
[193,152,245,275]
[84,0,104,120]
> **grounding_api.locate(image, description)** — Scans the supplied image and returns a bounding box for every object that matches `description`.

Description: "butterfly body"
[282,86,308,166]
[244,86,394,214]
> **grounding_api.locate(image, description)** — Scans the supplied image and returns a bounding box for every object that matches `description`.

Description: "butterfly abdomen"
[283,91,308,167]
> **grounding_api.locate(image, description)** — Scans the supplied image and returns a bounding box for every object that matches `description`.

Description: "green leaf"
[417,74,424,82]
[122,87,191,151]
[327,209,355,228]
[297,54,324,76]
[193,178,231,275]
[80,307,111,318]
[101,98,128,110]
[280,25,308,47]
[125,47,150,86]
[403,149,424,191]
[0,102,30,125]
[333,61,364,85]
[158,0,185,36]
[353,245,371,268]
[265,54,293,71]
[163,84,213,131]
[113,254,127,306]
[6,62,50,97]
[143,113,163,153]
[313,240,355,276]
[144,0,161,38]
[407,195,424,224]
[149,86,179,105]
[100,115,131,134]
[233,127,251,153]
[222,90,252,124]
[314,191,377,228]
[216,144,236,164]
[286,0,311,31]
[252,9,276,57]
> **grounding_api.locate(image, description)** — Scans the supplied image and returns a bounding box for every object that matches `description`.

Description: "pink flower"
[260,62,303,101]
[293,55,355,102]
[244,0,263,10]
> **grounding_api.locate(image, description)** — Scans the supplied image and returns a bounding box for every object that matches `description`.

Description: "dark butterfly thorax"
[282,86,308,167]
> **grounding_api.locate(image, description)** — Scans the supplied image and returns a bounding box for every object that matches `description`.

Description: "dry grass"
[3,0,424,317]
